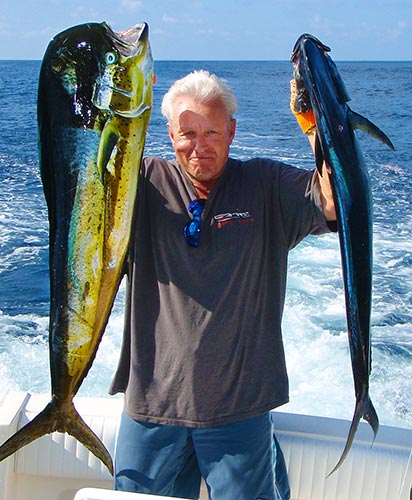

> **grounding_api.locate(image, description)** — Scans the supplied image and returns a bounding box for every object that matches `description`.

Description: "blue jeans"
[114,411,290,500]
[271,414,291,500]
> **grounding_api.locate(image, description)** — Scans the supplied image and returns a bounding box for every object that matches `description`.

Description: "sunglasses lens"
[183,221,200,246]
[183,199,205,247]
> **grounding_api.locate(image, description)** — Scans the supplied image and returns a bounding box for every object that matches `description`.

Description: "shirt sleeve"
[276,163,333,249]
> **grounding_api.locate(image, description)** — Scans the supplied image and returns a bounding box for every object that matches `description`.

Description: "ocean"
[0,59,411,431]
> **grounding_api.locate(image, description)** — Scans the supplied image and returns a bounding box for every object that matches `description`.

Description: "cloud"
[69,6,102,23]
[151,27,165,35]
[120,0,143,12]
[161,12,205,26]
[390,19,410,38]
[162,14,178,24]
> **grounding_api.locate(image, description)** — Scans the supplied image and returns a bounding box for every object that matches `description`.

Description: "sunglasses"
[183,199,206,247]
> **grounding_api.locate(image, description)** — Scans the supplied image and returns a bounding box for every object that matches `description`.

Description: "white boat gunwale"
[0,391,411,500]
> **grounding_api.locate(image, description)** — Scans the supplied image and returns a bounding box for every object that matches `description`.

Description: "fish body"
[0,22,153,474]
[290,34,394,474]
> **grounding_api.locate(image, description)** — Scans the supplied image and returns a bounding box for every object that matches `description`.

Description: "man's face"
[167,96,236,188]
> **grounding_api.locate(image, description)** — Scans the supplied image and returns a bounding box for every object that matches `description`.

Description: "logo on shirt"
[213,211,254,228]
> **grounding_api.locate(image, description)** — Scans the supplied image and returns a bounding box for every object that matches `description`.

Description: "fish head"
[290,33,331,65]
[289,34,331,114]
[39,22,154,128]
[93,22,154,119]
[40,23,119,127]
[290,34,350,108]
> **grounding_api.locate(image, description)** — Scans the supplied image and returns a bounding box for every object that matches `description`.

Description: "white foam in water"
[0,60,411,432]
[0,311,50,393]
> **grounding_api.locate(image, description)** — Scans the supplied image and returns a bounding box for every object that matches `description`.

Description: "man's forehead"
[170,97,230,125]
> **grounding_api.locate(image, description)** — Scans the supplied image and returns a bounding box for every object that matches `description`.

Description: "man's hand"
[290,79,336,221]
[290,79,317,135]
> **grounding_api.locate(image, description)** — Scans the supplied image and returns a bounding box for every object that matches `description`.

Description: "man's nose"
[194,133,209,150]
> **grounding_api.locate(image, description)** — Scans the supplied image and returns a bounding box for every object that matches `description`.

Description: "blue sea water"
[0,59,411,431]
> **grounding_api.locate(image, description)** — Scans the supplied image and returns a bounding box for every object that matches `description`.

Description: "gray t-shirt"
[109,156,331,427]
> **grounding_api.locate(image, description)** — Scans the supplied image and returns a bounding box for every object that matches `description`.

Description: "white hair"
[161,69,238,122]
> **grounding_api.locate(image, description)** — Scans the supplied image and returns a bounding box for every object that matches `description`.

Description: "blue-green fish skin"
[0,22,153,475]
[291,34,393,475]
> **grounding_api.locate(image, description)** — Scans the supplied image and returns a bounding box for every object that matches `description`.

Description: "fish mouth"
[290,33,330,63]
[104,22,149,57]
[93,22,152,118]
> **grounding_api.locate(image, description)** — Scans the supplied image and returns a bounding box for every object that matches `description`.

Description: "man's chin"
[188,161,225,179]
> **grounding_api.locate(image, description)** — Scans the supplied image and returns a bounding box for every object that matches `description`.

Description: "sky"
[1,0,411,61]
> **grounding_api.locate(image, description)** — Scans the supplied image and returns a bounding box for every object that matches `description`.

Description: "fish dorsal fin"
[349,109,395,150]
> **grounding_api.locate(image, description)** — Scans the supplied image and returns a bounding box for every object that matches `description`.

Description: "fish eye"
[105,51,118,64]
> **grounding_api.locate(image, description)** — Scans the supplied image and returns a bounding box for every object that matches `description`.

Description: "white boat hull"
[0,392,411,500]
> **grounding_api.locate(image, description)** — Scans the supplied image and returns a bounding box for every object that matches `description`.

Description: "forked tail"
[0,398,113,475]
[328,392,379,477]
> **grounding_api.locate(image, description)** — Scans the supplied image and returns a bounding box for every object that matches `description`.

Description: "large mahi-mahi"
[290,34,394,474]
[0,22,154,474]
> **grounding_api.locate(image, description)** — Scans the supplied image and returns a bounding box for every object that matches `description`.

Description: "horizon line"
[0,58,411,63]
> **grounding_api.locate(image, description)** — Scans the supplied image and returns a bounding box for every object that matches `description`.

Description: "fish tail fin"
[62,402,114,475]
[363,395,379,439]
[349,109,395,150]
[0,399,113,475]
[327,392,378,477]
[327,402,362,477]
[0,401,57,463]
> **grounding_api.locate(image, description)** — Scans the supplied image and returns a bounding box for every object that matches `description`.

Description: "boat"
[0,391,410,500]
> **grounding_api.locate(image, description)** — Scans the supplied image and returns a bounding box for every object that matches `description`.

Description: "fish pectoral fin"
[0,399,113,475]
[98,126,121,176]
[349,109,395,150]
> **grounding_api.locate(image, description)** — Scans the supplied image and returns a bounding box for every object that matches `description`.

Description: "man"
[110,70,336,500]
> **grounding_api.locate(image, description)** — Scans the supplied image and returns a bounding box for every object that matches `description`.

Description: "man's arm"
[306,132,336,221]
[290,80,336,222]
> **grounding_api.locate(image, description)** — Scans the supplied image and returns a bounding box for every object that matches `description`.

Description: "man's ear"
[167,122,175,144]
[229,118,236,144]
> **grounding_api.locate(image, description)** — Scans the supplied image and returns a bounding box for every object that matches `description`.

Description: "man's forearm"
[307,132,336,221]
